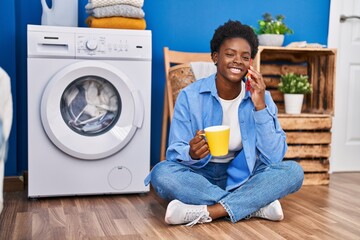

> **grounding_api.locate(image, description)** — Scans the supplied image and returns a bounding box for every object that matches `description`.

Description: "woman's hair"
[210,20,259,59]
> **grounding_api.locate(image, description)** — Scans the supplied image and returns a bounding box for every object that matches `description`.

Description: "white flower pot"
[284,94,304,114]
[258,34,285,46]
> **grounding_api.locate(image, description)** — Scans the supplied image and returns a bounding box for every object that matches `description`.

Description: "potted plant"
[253,13,294,46]
[278,73,312,114]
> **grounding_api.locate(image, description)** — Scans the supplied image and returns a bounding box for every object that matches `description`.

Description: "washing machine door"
[41,61,144,160]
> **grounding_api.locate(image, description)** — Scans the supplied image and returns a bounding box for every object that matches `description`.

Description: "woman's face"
[213,37,252,84]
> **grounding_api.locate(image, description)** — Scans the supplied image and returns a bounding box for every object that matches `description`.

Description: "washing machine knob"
[86,40,98,50]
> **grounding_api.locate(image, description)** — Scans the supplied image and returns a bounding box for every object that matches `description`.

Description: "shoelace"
[185,211,212,227]
[253,208,266,218]
[245,208,264,220]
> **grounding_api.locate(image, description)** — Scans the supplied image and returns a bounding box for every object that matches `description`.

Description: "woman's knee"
[283,160,304,192]
[150,161,186,200]
[150,161,172,186]
[151,161,186,188]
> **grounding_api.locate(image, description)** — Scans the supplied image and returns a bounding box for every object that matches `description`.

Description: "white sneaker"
[165,199,212,226]
[248,200,284,221]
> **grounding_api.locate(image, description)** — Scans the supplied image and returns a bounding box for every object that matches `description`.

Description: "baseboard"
[3,171,27,192]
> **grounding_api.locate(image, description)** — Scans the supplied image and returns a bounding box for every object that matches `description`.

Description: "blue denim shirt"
[166,74,287,188]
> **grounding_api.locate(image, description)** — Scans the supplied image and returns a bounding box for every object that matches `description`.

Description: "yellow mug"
[203,125,230,157]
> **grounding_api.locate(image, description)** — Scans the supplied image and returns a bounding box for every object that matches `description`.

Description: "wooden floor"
[1,172,359,240]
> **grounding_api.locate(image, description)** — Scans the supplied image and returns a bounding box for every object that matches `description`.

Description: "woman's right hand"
[189,130,210,160]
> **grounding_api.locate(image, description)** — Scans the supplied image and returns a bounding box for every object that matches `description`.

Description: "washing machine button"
[86,39,98,51]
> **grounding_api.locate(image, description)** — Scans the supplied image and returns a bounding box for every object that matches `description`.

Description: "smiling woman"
[145,20,304,227]
[212,38,252,99]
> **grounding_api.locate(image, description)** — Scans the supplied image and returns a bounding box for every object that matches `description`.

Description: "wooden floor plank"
[94,208,122,236]
[49,207,66,228]
[0,172,359,239]
[32,212,52,239]
[11,212,33,240]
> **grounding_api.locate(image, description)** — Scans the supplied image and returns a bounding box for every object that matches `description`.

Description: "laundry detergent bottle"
[41,0,78,27]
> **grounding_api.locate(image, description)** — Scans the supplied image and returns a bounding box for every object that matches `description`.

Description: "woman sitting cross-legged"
[145,20,304,226]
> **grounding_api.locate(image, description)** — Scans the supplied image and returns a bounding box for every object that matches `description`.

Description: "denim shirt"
[166,74,287,178]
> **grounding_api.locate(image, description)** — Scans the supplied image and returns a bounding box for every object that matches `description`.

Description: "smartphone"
[246,58,253,91]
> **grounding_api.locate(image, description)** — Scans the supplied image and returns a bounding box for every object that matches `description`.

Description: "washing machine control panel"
[76,34,151,59]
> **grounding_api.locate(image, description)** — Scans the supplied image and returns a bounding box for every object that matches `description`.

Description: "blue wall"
[0,0,330,175]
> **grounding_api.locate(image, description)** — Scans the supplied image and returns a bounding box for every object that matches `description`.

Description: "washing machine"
[27,25,151,198]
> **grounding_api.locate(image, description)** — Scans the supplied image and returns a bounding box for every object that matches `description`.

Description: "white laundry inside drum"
[61,76,121,136]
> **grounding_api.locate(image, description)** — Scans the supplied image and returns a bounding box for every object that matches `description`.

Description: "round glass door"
[60,76,121,136]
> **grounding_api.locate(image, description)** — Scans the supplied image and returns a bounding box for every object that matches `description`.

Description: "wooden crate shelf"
[256,47,336,185]
[255,47,336,115]
[302,173,330,185]
[279,115,332,185]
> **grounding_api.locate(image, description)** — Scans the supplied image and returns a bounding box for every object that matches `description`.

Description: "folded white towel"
[87,4,145,18]
[86,0,144,9]
[190,62,217,80]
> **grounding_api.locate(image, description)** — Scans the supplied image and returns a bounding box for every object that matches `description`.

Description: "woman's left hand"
[247,66,266,111]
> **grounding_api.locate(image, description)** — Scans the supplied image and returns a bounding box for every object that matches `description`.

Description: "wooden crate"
[279,114,331,185]
[255,47,337,185]
[254,46,337,115]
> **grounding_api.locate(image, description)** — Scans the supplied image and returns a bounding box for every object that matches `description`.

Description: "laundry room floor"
[0,172,359,239]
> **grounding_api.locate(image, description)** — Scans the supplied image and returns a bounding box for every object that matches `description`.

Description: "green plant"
[253,13,294,35]
[278,73,312,94]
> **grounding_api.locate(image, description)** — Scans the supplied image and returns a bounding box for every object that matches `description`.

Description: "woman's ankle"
[208,203,228,220]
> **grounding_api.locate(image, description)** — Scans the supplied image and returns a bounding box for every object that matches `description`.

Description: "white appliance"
[27,25,151,197]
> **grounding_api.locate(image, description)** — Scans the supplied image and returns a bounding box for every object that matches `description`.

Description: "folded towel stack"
[85,0,146,30]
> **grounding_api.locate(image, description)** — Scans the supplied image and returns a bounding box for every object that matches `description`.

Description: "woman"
[145,20,304,226]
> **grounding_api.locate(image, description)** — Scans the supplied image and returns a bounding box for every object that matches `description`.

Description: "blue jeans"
[149,160,304,223]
